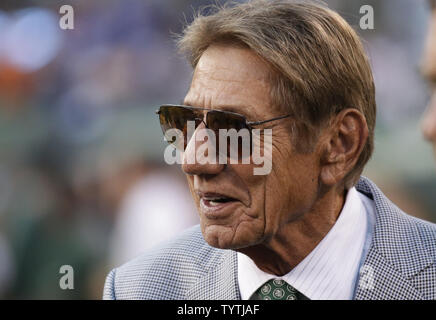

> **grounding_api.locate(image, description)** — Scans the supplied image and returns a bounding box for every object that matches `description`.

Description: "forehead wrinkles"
[185,45,272,110]
[195,61,269,85]
[186,71,271,115]
[189,69,268,102]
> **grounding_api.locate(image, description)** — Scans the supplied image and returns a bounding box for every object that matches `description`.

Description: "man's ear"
[319,108,369,187]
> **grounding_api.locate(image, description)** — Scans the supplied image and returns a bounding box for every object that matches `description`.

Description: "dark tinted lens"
[206,110,247,132]
[207,110,251,159]
[158,106,197,150]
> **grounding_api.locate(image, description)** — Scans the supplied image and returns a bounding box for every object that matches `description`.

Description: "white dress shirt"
[237,187,375,300]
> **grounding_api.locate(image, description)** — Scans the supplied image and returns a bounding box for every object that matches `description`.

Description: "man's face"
[181,44,322,250]
[422,10,436,152]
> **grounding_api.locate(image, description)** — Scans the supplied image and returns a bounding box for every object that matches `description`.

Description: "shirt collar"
[237,187,370,300]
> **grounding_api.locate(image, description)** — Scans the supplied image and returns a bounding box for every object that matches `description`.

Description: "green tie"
[253,279,299,300]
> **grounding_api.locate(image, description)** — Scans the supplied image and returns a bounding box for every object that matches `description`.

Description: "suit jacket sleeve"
[103,268,117,300]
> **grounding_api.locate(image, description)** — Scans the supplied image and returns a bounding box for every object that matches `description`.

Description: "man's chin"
[201,223,260,250]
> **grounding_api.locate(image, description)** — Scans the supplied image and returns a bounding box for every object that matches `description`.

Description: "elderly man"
[104,0,436,300]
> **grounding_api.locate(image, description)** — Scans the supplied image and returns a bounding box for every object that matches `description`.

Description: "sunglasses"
[156,104,290,156]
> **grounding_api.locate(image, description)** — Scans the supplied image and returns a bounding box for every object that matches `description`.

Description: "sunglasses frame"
[156,104,291,131]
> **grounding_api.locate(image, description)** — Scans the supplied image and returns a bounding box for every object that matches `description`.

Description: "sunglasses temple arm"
[248,114,290,126]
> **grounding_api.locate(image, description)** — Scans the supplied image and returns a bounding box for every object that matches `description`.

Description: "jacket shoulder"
[358,176,436,257]
[356,176,436,299]
[409,214,436,261]
[400,215,436,299]
[103,224,224,300]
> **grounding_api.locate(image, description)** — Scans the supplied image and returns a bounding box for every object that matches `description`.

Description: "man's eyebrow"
[212,104,256,119]
[215,105,245,113]
[181,100,254,116]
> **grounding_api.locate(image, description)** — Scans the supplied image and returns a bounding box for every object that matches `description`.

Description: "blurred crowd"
[0,0,434,299]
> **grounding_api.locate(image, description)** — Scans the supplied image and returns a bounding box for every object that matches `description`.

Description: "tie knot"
[254,279,298,300]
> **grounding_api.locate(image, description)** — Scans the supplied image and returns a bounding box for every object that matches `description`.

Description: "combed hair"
[178,0,376,188]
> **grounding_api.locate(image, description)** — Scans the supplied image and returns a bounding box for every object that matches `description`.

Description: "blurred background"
[0,0,434,299]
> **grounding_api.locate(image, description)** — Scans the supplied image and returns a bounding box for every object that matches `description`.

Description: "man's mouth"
[202,194,238,207]
[198,192,240,217]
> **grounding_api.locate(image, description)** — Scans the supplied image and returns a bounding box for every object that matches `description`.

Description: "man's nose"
[422,93,436,142]
[181,122,226,176]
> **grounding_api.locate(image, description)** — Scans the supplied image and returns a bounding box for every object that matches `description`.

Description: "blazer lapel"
[186,250,241,300]
[355,177,432,300]
[354,247,423,299]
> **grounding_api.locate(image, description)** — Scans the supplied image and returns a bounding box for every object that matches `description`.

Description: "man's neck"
[237,187,346,276]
